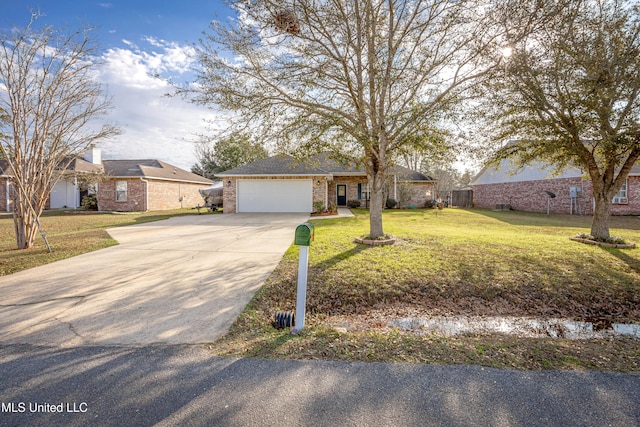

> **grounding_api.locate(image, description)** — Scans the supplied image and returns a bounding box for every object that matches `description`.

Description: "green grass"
[0,209,218,276]
[211,208,640,371]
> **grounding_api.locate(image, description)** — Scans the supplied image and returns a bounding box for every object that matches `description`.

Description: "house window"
[115,180,127,202]
[358,183,370,200]
[613,180,628,204]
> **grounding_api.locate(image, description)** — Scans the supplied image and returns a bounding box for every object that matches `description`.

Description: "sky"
[2,1,235,171]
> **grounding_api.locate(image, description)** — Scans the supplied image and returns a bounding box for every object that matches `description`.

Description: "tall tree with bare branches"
[189,0,500,238]
[0,15,119,249]
[483,0,640,240]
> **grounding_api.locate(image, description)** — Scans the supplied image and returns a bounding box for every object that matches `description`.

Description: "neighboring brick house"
[98,159,212,211]
[217,152,435,213]
[0,148,212,212]
[470,159,640,215]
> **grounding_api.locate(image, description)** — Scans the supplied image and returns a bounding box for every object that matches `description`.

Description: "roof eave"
[217,173,332,178]
[107,175,211,184]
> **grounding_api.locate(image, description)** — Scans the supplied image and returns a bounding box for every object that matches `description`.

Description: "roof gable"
[218,155,330,176]
[103,160,212,184]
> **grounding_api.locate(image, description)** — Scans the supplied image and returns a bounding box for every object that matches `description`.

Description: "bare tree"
[0,15,119,249]
[483,0,640,240]
[189,0,500,238]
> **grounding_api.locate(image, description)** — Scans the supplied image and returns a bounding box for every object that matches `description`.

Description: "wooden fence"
[451,190,473,208]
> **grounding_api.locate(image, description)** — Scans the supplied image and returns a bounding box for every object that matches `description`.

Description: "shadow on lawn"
[470,208,593,228]
[604,247,640,275]
[314,244,372,270]
[471,208,640,231]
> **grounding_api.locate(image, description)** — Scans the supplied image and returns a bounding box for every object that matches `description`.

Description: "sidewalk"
[0,344,638,426]
[311,207,355,220]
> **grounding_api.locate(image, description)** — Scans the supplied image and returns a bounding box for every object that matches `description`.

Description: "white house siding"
[50,179,79,209]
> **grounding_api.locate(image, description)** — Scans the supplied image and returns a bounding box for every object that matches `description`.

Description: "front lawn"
[211,208,640,371]
[0,209,217,276]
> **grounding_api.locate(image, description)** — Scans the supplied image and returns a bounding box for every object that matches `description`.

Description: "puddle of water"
[388,316,640,339]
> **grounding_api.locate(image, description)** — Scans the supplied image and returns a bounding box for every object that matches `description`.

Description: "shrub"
[424,200,434,208]
[81,194,98,211]
[347,199,361,208]
[575,232,626,244]
[327,202,338,214]
[313,200,325,213]
[385,198,398,209]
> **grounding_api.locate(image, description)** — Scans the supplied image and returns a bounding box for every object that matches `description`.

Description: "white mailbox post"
[293,223,314,332]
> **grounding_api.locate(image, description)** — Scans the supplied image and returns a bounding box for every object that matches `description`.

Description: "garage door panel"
[238,180,312,213]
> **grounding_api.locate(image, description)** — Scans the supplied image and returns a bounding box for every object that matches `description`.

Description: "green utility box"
[294,222,314,246]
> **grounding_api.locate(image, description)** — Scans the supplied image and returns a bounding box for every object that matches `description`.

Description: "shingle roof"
[218,155,331,176]
[63,158,104,174]
[0,157,212,184]
[307,152,364,174]
[391,164,435,182]
[218,152,434,181]
[103,160,212,184]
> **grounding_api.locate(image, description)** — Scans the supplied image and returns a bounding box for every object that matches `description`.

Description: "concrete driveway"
[0,213,308,346]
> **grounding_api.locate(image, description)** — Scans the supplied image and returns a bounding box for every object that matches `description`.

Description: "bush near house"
[81,194,98,211]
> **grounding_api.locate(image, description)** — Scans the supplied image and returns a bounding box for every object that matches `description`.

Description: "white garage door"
[237,180,313,213]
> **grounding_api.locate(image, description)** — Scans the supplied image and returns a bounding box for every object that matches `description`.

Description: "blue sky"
[2,1,235,170]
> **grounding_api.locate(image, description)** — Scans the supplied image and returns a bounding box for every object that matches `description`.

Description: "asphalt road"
[1,344,638,427]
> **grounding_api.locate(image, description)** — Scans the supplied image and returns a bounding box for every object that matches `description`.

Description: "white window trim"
[116,180,128,202]
[612,179,628,204]
[361,182,370,200]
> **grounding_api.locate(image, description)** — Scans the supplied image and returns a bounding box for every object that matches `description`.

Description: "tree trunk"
[13,195,38,249]
[590,193,612,240]
[368,170,385,239]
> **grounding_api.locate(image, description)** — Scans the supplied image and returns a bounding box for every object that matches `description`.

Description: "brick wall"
[327,177,434,208]
[98,178,210,212]
[328,176,368,206]
[147,180,209,210]
[472,176,640,215]
[98,179,146,211]
[396,182,435,208]
[222,178,237,213]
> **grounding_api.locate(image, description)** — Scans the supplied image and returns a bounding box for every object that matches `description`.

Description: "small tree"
[0,15,119,249]
[483,0,640,240]
[192,132,268,179]
[189,0,500,238]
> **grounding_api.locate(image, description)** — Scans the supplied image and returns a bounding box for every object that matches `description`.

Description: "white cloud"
[93,40,224,171]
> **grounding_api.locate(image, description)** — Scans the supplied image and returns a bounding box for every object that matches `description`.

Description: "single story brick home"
[0,156,105,211]
[470,158,640,215]
[217,152,435,213]
[0,147,212,212]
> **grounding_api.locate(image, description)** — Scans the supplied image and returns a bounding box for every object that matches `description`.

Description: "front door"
[337,184,347,206]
